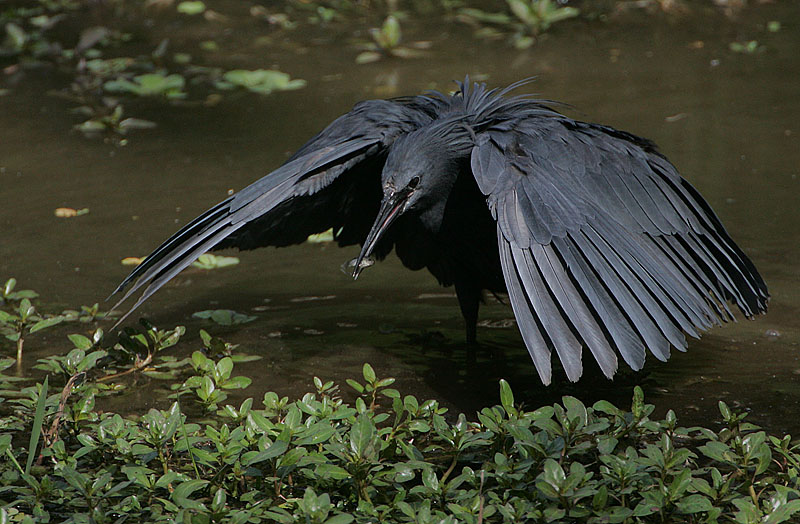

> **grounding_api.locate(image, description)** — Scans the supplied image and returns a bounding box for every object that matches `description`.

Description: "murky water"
[2,2,799,433]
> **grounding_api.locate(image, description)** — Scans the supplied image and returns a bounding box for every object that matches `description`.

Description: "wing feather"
[498,231,553,384]
[111,98,434,326]
[471,112,766,381]
[531,242,617,378]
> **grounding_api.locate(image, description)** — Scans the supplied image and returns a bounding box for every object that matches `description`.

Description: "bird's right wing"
[110,98,433,326]
[471,116,767,385]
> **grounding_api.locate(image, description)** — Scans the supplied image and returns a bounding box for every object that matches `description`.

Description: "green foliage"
[1,328,799,522]
[459,0,579,48]
[104,72,187,99]
[0,292,64,361]
[1,278,38,304]
[506,0,579,34]
[216,70,307,95]
[355,15,428,64]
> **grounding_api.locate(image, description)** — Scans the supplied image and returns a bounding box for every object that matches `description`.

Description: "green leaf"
[323,514,354,524]
[676,494,714,514]
[172,479,209,510]
[68,334,93,350]
[499,379,515,416]
[243,440,288,465]
[562,395,587,428]
[176,1,205,15]
[346,379,364,393]
[349,415,375,459]
[29,316,63,334]
[314,464,350,480]
[25,377,48,475]
[362,363,376,383]
[422,467,439,492]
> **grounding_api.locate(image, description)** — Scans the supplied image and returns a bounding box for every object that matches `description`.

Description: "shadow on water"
[1,2,799,433]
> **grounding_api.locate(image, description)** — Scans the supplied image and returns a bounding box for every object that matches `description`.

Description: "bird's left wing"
[110,98,433,325]
[471,116,766,384]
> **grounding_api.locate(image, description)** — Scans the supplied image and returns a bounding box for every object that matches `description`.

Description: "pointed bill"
[352,189,409,279]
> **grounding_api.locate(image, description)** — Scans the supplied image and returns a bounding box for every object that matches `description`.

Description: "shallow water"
[1,2,799,433]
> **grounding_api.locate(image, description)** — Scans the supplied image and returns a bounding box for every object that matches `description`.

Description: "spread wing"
[471,116,768,384]
[110,98,437,326]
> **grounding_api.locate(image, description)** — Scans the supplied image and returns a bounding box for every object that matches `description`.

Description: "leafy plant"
[459,0,579,48]
[0,298,63,361]
[355,15,429,64]
[1,278,38,304]
[3,330,799,523]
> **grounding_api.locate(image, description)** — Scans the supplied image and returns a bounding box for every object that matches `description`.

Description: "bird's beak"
[351,188,410,279]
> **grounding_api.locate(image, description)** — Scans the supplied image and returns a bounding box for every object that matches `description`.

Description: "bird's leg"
[454,281,482,347]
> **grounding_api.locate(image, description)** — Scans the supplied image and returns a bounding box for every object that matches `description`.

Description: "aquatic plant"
[355,15,430,64]
[215,69,306,95]
[459,0,579,48]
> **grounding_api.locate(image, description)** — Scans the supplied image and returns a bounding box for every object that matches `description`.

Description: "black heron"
[111,78,768,384]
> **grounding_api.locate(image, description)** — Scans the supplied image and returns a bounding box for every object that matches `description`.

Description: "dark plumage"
[111,78,768,384]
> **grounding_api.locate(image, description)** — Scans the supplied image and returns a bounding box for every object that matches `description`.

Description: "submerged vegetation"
[1,279,800,522]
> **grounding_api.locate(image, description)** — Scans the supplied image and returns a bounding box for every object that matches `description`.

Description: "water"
[1,2,798,433]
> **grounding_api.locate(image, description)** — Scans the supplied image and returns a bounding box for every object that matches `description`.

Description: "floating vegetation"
[191,253,240,270]
[215,69,307,95]
[104,72,188,99]
[53,207,89,218]
[120,253,239,270]
[176,0,206,15]
[306,228,335,243]
[192,309,257,325]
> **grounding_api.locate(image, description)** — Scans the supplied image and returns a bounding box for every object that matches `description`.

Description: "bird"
[110,78,768,385]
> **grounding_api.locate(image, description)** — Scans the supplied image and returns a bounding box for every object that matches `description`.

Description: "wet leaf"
[118,118,157,131]
[29,316,64,333]
[192,253,239,270]
[355,51,381,64]
[306,228,334,243]
[54,207,90,217]
[177,1,205,15]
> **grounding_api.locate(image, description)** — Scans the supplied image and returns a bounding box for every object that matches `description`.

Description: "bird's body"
[112,79,768,384]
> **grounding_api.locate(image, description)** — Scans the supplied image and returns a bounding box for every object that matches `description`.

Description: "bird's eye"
[408,176,420,189]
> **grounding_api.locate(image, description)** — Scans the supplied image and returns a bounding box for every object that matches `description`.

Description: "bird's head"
[350,123,473,279]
